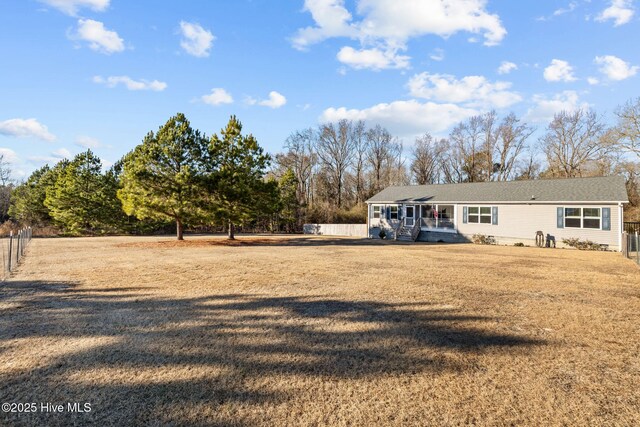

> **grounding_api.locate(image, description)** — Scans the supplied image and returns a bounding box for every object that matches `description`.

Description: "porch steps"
[396,226,415,242]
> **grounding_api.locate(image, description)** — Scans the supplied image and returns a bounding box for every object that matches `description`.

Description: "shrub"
[472,234,496,245]
[562,237,602,250]
[514,242,525,247]
[378,229,387,240]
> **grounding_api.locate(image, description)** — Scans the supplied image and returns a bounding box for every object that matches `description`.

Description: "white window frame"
[389,205,399,220]
[583,207,601,230]
[564,207,601,230]
[467,206,492,224]
[372,205,381,219]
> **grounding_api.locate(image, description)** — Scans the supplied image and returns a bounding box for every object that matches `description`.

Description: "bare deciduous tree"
[315,119,355,208]
[279,128,316,206]
[480,110,499,182]
[0,155,12,221]
[615,97,640,159]
[494,113,534,181]
[0,154,12,186]
[449,115,485,182]
[411,133,447,185]
[366,124,402,193]
[351,120,368,204]
[541,109,614,178]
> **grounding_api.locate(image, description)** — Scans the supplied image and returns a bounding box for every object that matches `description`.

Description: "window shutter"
[385,206,390,220]
[602,207,611,231]
[492,206,498,225]
[398,205,403,220]
[463,206,468,224]
[557,207,564,229]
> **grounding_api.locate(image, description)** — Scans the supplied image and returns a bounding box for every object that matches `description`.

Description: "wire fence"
[622,232,639,266]
[1,227,33,280]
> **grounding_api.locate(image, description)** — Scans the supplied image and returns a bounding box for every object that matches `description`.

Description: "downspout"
[618,202,624,252]
[366,203,370,238]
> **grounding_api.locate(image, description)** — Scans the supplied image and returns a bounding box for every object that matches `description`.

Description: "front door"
[405,205,415,226]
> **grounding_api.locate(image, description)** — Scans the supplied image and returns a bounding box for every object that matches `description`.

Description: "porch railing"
[393,220,403,241]
[419,217,455,230]
[410,221,421,241]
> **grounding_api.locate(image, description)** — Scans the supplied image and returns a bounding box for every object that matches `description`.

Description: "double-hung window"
[389,205,399,220]
[564,207,601,229]
[372,205,381,219]
[467,207,492,224]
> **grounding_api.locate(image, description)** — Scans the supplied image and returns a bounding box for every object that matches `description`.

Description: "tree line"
[270,98,640,227]
[8,114,297,239]
[3,98,640,237]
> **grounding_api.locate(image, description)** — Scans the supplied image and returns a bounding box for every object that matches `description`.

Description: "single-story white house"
[365,176,629,251]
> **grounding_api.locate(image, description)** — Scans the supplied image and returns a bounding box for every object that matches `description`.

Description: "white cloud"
[53,148,73,158]
[407,72,522,109]
[587,77,600,85]
[0,118,56,142]
[320,100,477,135]
[497,61,517,75]
[201,88,233,106]
[596,0,634,26]
[248,91,288,109]
[336,46,410,70]
[594,55,639,81]
[360,0,506,46]
[536,2,578,21]
[543,59,577,82]
[72,19,124,54]
[179,21,215,58]
[553,2,578,16]
[429,48,444,62]
[525,90,588,123]
[38,0,109,16]
[75,135,101,149]
[0,148,18,163]
[28,147,74,165]
[291,0,358,50]
[292,0,506,69]
[93,75,167,91]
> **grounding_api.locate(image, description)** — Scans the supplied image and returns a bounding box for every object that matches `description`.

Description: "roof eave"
[366,200,629,204]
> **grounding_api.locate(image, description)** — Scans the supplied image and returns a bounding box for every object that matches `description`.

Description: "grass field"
[1,235,639,426]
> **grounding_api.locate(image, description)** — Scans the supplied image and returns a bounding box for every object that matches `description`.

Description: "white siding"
[455,203,621,249]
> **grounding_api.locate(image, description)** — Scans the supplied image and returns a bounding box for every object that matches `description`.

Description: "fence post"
[7,231,12,272]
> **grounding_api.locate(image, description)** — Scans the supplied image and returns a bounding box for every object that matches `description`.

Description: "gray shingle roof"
[366,176,629,204]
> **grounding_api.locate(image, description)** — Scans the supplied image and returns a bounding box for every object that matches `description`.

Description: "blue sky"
[0,0,638,178]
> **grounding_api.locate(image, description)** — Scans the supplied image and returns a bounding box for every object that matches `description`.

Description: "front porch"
[369,203,459,241]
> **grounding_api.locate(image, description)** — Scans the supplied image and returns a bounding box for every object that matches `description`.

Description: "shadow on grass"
[115,236,456,249]
[0,281,543,426]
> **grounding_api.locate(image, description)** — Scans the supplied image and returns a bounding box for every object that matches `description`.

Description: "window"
[583,208,601,229]
[372,205,381,219]
[467,206,492,224]
[565,207,601,229]
[389,205,398,220]
[564,208,581,228]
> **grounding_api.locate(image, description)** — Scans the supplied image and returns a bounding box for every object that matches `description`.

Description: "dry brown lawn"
[1,235,639,426]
